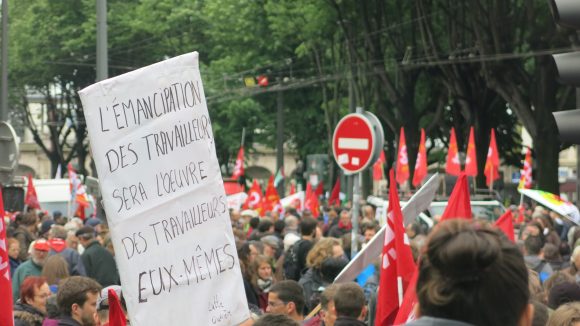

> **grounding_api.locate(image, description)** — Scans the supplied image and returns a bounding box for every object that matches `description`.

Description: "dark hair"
[333,282,365,318]
[249,217,260,229]
[258,219,273,233]
[320,284,339,310]
[416,219,529,326]
[20,276,48,304]
[531,300,549,326]
[270,280,305,314]
[15,212,37,227]
[543,243,561,262]
[253,314,299,326]
[525,235,544,255]
[274,220,286,234]
[57,276,102,316]
[320,257,348,283]
[300,217,317,236]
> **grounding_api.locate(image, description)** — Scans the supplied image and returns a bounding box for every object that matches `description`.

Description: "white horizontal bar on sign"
[338,137,369,150]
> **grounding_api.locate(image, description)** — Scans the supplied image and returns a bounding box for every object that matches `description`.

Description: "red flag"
[518,147,532,189]
[25,174,41,209]
[0,188,14,326]
[494,210,515,242]
[289,182,296,195]
[393,267,419,325]
[373,150,387,181]
[232,146,244,180]
[465,127,478,176]
[305,183,320,217]
[375,170,417,325]
[396,128,410,185]
[440,173,472,221]
[517,205,526,224]
[108,288,127,326]
[67,164,90,220]
[264,176,282,214]
[315,182,324,197]
[242,180,264,216]
[329,179,341,206]
[412,129,427,187]
[484,129,500,186]
[445,128,461,176]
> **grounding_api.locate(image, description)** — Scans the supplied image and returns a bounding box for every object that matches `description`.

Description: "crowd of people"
[4,198,580,325]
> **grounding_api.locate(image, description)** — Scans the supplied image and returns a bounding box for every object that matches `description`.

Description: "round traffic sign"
[332,113,376,174]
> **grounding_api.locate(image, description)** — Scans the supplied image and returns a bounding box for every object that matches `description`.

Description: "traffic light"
[548,0,580,144]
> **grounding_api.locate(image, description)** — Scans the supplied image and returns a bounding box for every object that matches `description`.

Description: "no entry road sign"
[333,113,379,174]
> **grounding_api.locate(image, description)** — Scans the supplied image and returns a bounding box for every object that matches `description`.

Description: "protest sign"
[78,52,249,325]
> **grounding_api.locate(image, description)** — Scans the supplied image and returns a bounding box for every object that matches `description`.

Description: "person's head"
[249,217,260,229]
[544,271,575,303]
[53,211,67,225]
[7,237,20,259]
[522,222,543,241]
[306,238,343,270]
[95,285,127,326]
[250,255,273,285]
[40,220,56,238]
[57,276,102,326]
[42,255,70,286]
[543,243,561,262]
[524,235,544,256]
[285,215,299,231]
[15,212,38,231]
[31,239,50,267]
[20,276,50,314]
[547,302,580,326]
[406,222,422,239]
[48,225,68,240]
[300,217,318,237]
[253,314,299,326]
[570,246,580,271]
[416,219,532,326]
[548,282,580,310]
[266,280,305,320]
[339,210,350,226]
[332,282,366,320]
[75,226,96,247]
[274,220,286,234]
[258,219,274,233]
[531,300,549,326]
[261,235,279,259]
[320,284,339,326]
[320,257,349,284]
[362,222,379,243]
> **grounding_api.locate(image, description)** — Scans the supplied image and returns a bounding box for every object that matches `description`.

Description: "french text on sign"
[338,138,369,150]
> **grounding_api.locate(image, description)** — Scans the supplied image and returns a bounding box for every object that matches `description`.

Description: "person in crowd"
[247,217,262,240]
[42,255,70,289]
[11,212,38,260]
[528,270,544,304]
[537,215,561,247]
[39,220,55,240]
[547,302,580,326]
[53,211,67,226]
[274,219,286,241]
[13,276,50,326]
[299,237,345,311]
[13,240,50,301]
[284,217,318,282]
[238,241,263,309]
[406,222,423,241]
[566,245,580,283]
[543,243,569,271]
[8,237,22,276]
[547,282,580,310]
[48,225,86,276]
[543,271,576,304]
[328,210,351,239]
[332,282,367,326]
[524,235,553,280]
[76,226,120,288]
[323,208,338,236]
[94,285,129,326]
[261,235,281,261]
[361,221,379,246]
[406,219,534,326]
[303,283,339,326]
[520,221,544,242]
[249,255,277,312]
[254,314,299,326]
[56,276,102,326]
[266,280,305,323]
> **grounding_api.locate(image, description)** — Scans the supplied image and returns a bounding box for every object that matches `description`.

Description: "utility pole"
[1,0,8,122]
[96,0,108,82]
[276,81,284,197]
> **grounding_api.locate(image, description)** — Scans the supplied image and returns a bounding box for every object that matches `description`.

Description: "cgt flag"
[465,126,478,176]
[264,176,283,214]
[25,174,41,210]
[412,129,427,187]
[375,170,416,325]
[232,146,244,180]
[445,128,461,176]
[243,180,264,216]
[396,128,410,185]
[373,150,387,181]
[484,129,500,186]
[0,188,14,326]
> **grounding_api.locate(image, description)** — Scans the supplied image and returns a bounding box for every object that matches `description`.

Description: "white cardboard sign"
[79,52,249,325]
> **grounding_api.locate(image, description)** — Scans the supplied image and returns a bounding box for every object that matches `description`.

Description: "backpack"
[284,239,306,281]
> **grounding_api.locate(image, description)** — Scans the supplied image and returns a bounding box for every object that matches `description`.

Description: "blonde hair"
[42,255,70,286]
[306,237,342,269]
[547,302,580,326]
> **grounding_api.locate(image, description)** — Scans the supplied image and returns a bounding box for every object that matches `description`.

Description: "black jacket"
[13,302,45,326]
[56,316,83,326]
[335,316,367,326]
[81,240,120,287]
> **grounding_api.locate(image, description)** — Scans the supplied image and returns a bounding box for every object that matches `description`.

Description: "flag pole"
[241,127,245,146]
